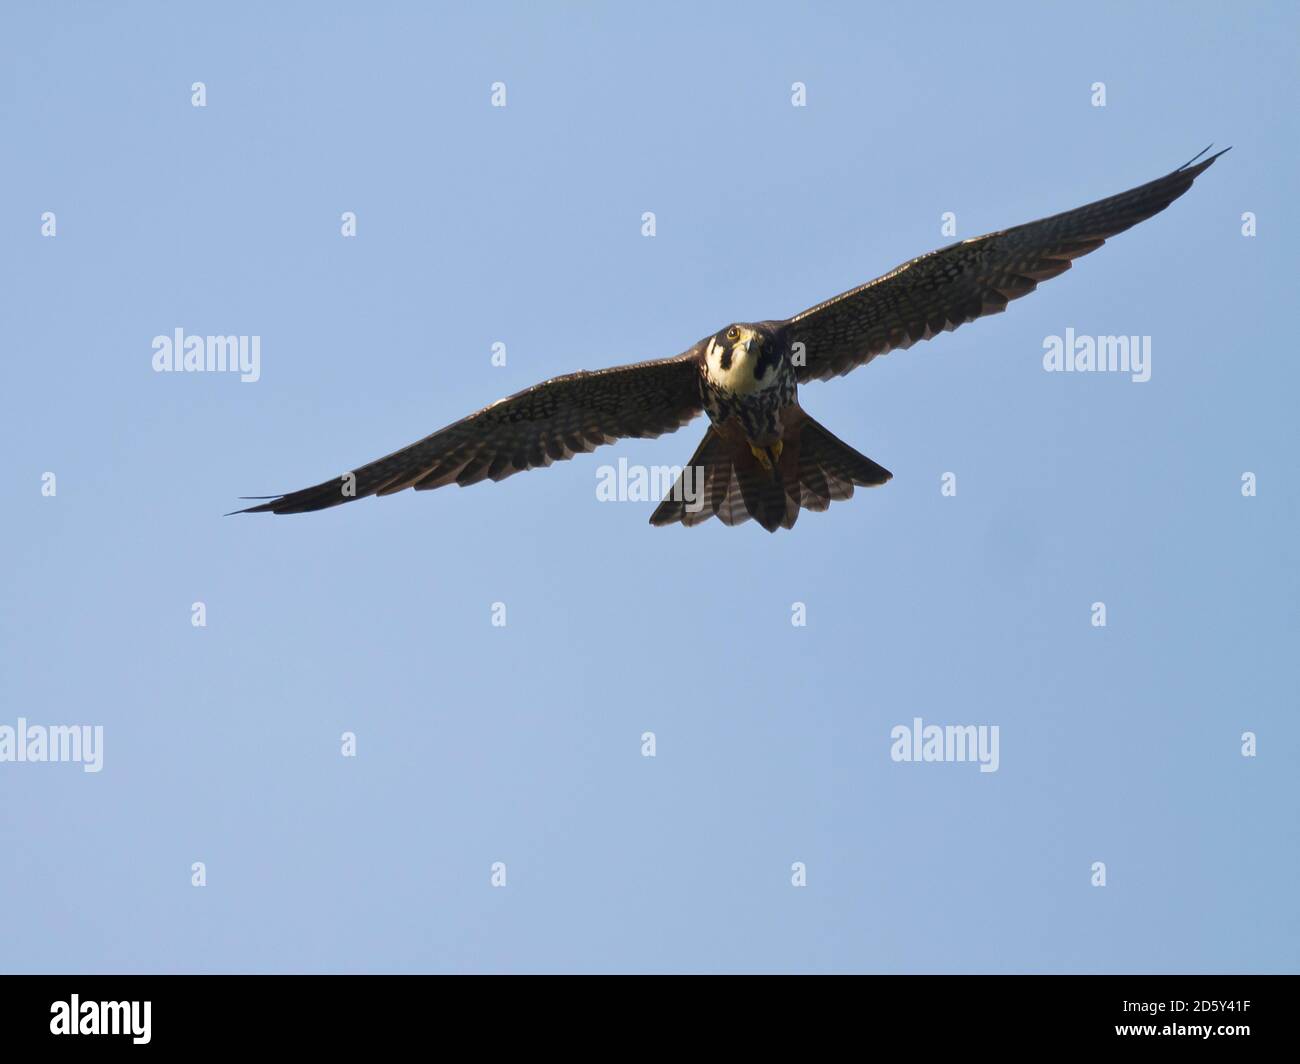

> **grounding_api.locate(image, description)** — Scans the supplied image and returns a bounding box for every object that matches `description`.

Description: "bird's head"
[704,322,781,394]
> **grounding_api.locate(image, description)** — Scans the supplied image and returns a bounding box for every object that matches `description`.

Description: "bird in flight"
[238,147,1226,531]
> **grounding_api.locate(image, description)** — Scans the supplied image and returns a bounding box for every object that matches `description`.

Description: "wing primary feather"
[788,149,1227,383]
[236,353,704,514]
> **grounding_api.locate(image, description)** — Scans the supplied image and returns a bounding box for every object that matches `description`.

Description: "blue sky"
[2,1,1296,973]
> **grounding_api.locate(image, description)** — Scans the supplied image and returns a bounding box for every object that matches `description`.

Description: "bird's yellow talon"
[749,441,783,470]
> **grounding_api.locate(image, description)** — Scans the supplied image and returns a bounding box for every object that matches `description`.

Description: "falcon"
[237,148,1226,531]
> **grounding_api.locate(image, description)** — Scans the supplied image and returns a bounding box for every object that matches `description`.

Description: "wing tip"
[1178,143,1232,174]
[228,497,284,515]
[228,491,335,515]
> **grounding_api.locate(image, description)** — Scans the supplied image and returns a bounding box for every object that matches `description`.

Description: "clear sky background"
[2,1,1296,973]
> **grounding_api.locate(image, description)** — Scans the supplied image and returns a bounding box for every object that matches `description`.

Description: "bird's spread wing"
[788,147,1228,383]
[238,353,703,513]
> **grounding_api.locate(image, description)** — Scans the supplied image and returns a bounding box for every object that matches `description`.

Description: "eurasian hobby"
[238,148,1225,531]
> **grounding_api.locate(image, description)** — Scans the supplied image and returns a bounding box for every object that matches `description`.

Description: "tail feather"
[650,407,891,532]
[735,457,799,532]
[797,416,892,501]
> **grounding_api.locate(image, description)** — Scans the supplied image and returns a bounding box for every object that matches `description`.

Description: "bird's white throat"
[705,335,777,395]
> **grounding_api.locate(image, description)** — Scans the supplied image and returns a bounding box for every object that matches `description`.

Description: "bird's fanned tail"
[650,406,891,532]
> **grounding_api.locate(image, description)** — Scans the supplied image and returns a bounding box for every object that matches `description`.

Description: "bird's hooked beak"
[734,328,767,364]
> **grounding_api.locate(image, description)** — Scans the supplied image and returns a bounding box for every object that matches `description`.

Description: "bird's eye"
[725,327,739,341]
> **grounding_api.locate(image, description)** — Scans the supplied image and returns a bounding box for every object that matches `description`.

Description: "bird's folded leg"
[749,440,783,477]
